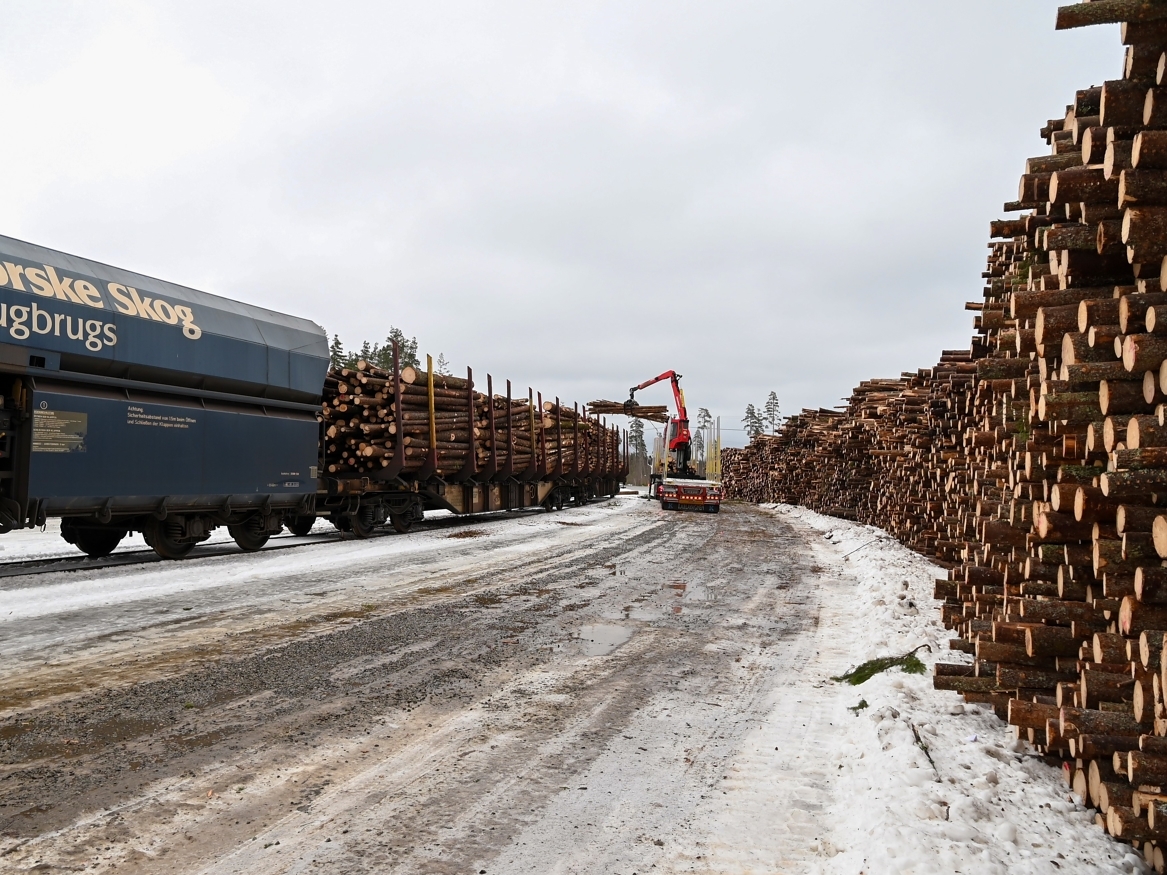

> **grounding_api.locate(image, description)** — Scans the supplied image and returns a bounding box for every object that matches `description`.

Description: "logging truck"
[0,234,626,559]
[627,370,722,513]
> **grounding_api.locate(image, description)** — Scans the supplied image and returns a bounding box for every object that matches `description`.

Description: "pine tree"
[763,391,781,434]
[375,337,393,365]
[328,334,346,369]
[628,418,647,459]
[693,407,713,462]
[369,341,392,371]
[385,327,419,369]
[742,404,764,439]
[435,353,450,376]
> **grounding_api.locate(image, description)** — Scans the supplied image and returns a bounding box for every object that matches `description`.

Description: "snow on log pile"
[724,3,1167,869]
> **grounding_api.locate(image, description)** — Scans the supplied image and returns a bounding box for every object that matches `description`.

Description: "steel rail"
[0,509,548,580]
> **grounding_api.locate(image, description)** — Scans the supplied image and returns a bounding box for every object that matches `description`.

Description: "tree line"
[741,391,781,439]
[327,327,450,375]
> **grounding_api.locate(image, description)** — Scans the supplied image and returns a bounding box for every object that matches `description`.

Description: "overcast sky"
[0,1,1115,445]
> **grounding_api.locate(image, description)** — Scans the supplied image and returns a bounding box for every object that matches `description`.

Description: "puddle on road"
[575,624,633,656]
[659,580,716,615]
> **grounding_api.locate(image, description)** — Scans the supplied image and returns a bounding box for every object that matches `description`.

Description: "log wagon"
[0,235,626,559]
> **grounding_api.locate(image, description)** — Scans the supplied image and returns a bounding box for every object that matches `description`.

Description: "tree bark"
[1120,595,1167,635]
[1123,207,1167,261]
[1052,166,1120,204]
[1102,379,1154,415]
[1136,129,1167,169]
[1057,2,1167,31]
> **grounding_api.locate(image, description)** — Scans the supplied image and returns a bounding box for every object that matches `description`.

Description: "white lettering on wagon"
[0,302,116,351]
[0,258,202,340]
[126,406,196,429]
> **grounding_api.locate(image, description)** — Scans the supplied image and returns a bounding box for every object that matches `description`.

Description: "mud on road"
[0,500,825,873]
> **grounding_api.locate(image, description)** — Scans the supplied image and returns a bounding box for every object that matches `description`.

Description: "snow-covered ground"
[0,516,324,564]
[759,504,1140,875]
[1,498,1145,874]
[0,499,647,684]
[0,505,594,567]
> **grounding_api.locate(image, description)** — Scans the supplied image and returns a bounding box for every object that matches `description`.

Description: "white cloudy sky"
[0,1,1114,444]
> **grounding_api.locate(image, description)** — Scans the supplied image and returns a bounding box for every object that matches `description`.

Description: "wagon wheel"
[286,515,317,537]
[144,517,195,560]
[348,505,377,539]
[229,515,270,552]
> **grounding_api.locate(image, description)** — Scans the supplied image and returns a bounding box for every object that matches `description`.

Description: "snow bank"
[763,504,1142,875]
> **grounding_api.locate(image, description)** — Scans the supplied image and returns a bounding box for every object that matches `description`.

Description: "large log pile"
[722,4,1167,866]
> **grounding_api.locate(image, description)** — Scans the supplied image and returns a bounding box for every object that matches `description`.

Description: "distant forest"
[327,327,449,375]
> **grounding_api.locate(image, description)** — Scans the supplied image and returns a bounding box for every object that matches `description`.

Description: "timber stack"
[321,361,619,480]
[587,400,670,423]
[722,3,1167,866]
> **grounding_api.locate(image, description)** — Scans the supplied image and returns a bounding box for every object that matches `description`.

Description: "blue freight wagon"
[0,234,328,558]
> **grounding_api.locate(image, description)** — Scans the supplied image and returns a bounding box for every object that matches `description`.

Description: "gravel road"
[0,497,828,873]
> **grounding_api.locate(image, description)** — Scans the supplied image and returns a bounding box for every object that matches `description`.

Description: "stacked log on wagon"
[723,4,1167,865]
[320,359,622,481]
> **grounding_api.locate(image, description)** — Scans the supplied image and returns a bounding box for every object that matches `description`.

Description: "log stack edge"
[722,4,1167,867]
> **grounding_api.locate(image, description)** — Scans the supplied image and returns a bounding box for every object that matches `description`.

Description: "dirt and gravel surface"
[0,497,836,874]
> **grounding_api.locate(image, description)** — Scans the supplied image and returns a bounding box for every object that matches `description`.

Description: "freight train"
[0,235,626,560]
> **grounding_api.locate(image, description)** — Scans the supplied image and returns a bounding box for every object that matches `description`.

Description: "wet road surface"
[0,498,828,873]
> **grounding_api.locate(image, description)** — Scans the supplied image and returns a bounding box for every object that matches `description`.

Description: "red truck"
[624,370,722,514]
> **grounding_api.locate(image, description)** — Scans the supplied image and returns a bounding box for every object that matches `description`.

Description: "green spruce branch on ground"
[831,645,929,685]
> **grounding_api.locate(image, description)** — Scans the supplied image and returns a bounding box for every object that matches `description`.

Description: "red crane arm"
[629,370,687,423]
[628,368,695,474]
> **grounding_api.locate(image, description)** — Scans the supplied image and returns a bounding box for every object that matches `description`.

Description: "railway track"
[0,508,556,580]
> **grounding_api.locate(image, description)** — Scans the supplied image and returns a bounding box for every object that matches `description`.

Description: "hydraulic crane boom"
[628,370,688,426]
[625,370,693,474]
